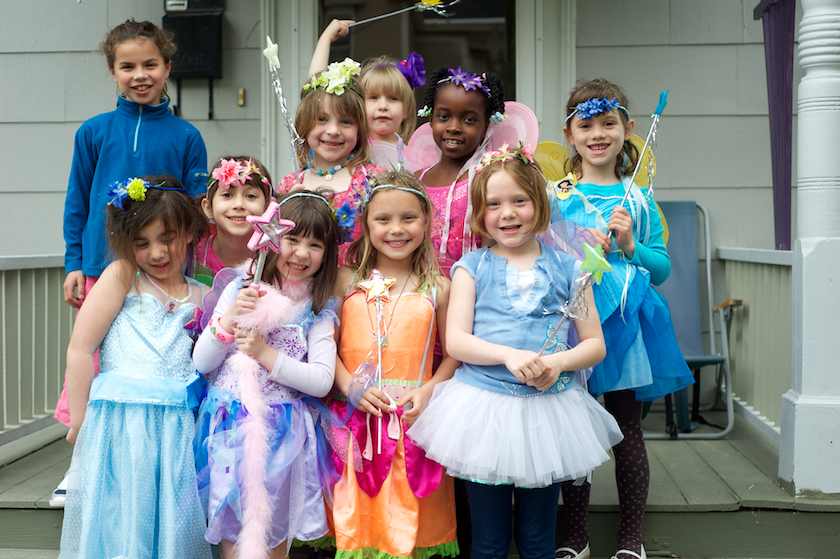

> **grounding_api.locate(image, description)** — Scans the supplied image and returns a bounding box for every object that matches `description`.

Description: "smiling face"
[109,38,171,105]
[481,170,538,254]
[564,109,634,182]
[133,218,188,283]
[306,95,360,169]
[366,189,427,265]
[202,182,268,241]
[366,90,405,142]
[277,232,325,282]
[430,84,489,165]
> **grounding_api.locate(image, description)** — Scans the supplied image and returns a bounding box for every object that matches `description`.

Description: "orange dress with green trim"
[326,289,458,559]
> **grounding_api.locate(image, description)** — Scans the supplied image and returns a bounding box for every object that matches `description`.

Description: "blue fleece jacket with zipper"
[63,96,208,277]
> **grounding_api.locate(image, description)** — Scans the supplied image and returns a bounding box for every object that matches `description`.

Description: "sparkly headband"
[108,178,185,210]
[207,158,272,195]
[303,58,363,97]
[474,142,536,173]
[279,191,358,245]
[363,52,426,89]
[565,96,630,122]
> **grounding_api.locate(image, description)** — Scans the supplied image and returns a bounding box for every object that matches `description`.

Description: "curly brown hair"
[99,19,177,70]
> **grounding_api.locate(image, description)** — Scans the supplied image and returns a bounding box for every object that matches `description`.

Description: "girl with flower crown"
[309,19,426,171]
[408,149,623,559]
[278,57,385,266]
[192,191,344,559]
[193,155,274,286]
[60,176,211,558]
[551,79,693,559]
[319,170,459,559]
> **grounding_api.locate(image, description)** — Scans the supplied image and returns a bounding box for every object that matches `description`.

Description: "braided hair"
[421,66,506,122]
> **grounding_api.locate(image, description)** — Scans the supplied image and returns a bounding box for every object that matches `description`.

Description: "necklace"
[309,155,352,181]
[143,271,191,314]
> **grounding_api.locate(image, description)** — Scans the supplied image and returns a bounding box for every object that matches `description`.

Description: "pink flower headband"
[207,158,272,195]
[474,142,535,173]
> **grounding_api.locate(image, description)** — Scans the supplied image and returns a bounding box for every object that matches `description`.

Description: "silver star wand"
[264,37,305,173]
[349,0,460,28]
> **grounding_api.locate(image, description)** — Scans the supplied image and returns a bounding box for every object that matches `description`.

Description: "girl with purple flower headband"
[309,19,427,172]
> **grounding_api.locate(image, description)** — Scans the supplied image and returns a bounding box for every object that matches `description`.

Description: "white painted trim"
[0,255,64,271]
[0,421,68,466]
[717,247,794,266]
[732,394,782,447]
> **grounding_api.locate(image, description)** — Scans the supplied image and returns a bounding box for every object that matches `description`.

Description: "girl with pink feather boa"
[193,192,343,559]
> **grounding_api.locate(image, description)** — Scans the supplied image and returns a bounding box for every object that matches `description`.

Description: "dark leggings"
[560,390,648,555]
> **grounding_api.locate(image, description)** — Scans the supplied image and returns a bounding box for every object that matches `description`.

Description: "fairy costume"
[279,163,384,265]
[409,243,624,487]
[550,178,692,400]
[59,274,211,559]
[193,273,340,551]
[325,286,458,559]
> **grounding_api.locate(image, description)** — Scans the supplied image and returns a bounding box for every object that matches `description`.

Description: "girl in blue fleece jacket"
[56,19,207,429]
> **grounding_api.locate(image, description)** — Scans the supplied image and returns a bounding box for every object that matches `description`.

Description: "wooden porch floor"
[1,411,838,558]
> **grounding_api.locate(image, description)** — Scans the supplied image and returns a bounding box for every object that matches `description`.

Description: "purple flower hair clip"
[398,52,426,89]
[439,66,491,97]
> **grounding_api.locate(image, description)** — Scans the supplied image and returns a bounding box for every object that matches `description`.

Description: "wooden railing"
[718,248,792,446]
[0,256,73,463]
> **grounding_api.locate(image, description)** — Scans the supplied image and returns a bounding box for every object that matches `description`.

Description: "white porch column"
[515,0,575,143]
[779,0,840,495]
[260,0,317,175]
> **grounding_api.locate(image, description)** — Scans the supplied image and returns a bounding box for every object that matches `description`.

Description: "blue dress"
[59,278,211,559]
[549,180,693,401]
[408,244,624,488]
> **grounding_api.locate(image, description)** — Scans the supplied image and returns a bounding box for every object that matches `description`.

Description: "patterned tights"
[560,390,649,556]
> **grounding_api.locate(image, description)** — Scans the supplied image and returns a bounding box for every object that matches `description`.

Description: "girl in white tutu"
[408,145,624,559]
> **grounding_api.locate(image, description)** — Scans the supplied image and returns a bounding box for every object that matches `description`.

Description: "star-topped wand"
[357,268,396,454]
[263,37,305,173]
[348,0,460,28]
[609,89,669,239]
[538,242,612,357]
[246,201,295,290]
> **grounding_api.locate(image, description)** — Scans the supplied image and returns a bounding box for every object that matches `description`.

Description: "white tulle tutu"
[407,378,624,488]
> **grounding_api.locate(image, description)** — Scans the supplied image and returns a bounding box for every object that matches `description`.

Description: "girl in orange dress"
[324,170,459,559]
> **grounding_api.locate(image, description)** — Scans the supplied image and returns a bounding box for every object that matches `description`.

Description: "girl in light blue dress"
[59,175,212,559]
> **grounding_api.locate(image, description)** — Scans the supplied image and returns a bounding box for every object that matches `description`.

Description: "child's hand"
[587,227,612,255]
[355,385,393,418]
[400,384,433,427]
[234,327,269,361]
[527,365,562,392]
[323,19,354,43]
[504,349,548,384]
[288,182,306,193]
[66,426,79,445]
[609,206,636,258]
[63,270,86,308]
[232,286,265,318]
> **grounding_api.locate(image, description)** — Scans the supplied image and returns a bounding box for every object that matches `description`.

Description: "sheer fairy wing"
[405,122,440,173]
[199,267,242,331]
[534,142,570,182]
[492,101,539,150]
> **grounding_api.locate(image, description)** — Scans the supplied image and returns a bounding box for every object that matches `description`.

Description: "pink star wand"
[246,201,295,290]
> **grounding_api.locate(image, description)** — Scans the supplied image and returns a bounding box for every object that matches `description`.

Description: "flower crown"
[365,52,426,90]
[565,96,630,122]
[439,66,491,96]
[279,192,358,245]
[108,178,185,210]
[304,58,362,96]
[474,142,535,173]
[207,158,272,194]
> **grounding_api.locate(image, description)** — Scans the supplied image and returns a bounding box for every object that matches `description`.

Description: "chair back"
[654,202,704,360]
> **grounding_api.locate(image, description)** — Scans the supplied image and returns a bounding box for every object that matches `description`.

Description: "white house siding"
[0,0,264,257]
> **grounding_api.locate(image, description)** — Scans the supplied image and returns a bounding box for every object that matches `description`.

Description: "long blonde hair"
[345,171,442,292]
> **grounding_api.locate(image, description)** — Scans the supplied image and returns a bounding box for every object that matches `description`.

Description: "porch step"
[0,550,58,559]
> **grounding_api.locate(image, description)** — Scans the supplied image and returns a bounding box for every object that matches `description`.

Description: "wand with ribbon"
[263,37,305,173]
[349,0,460,28]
